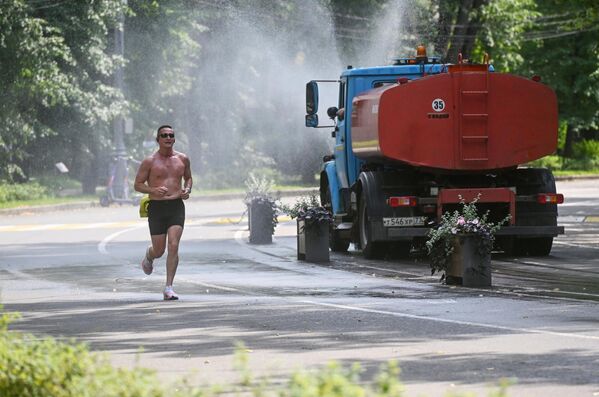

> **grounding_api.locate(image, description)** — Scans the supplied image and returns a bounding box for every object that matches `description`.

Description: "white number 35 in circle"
[432,98,446,112]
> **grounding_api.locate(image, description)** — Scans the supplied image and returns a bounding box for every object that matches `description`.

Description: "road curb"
[555,174,599,181]
[0,188,318,216]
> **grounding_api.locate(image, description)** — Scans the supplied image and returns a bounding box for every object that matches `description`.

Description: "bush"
[0,327,164,397]
[0,182,48,204]
[527,155,563,170]
[572,139,599,159]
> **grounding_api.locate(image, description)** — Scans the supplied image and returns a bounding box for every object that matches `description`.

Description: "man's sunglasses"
[159,133,175,138]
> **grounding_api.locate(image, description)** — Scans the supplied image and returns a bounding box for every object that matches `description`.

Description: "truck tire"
[510,168,557,256]
[523,237,553,256]
[359,191,387,259]
[387,241,412,259]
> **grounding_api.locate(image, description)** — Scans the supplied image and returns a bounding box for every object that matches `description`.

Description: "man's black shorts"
[147,199,185,235]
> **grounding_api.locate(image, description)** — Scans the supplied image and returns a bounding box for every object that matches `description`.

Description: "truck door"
[335,79,350,192]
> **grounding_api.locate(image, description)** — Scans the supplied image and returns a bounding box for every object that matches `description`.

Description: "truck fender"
[321,161,342,214]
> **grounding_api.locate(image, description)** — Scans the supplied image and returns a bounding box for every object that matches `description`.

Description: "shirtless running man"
[134,125,192,300]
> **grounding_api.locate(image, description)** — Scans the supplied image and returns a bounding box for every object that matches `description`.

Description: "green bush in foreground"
[0,309,509,397]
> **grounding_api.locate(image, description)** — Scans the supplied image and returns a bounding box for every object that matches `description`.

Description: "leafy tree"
[519,0,599,156]
[0,0,126,192]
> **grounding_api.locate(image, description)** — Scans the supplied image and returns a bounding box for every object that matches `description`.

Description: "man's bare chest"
[149,157,185,179]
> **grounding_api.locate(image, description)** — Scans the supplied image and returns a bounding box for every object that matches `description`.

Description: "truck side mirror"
[306,81,319,116]
[305,114,319,128]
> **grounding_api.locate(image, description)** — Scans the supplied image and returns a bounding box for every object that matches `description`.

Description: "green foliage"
[572,139,599,159]
[0,0,126,184]
[282,362,367,397]
[244,173,277,205]
[527,155,563,170]
[557,121,568,151]
[34,175,82,194]
[0,182,48,204]
[233,341,254,387]
[281,193,333,230]
[426,196,510,278]
[476,0,539,72]
[0,307,171,397]
[518,0,599,146]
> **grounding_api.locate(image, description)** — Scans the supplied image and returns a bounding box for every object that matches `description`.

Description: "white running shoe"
[163,286,179,301]
[141,246,153,275]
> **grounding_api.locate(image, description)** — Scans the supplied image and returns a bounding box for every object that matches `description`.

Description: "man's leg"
[165,225,184,287]
[149,234,167,260]
[142,234,166,275]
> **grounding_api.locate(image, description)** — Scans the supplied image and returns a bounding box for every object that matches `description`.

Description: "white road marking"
[302,300,599,341]
[558,216,586,223]
[0,221,145,232]
[98,225,146,255]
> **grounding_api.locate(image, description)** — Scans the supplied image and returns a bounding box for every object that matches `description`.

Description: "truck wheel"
[359,192,387,259]
[388,241,412,259]
[514,237,553,256]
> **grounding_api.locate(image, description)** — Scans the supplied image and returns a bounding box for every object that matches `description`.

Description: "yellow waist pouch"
[139,195,150,218]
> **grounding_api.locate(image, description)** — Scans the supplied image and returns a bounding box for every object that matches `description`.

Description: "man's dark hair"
[156,124,174,141]
[157,125,173,134]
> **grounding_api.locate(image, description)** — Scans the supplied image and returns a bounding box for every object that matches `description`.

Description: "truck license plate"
[383,217,426,227]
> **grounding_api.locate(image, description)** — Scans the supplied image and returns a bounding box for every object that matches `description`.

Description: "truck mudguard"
[322,161,342,214]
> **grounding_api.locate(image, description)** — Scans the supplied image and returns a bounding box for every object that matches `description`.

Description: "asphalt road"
[1,180,598,397]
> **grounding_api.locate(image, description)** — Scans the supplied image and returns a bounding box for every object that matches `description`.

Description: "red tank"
[350,66,558,171]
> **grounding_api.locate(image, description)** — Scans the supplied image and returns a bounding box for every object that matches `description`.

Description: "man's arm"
[134,158,152,194]
[134,158,167,197]
[180,155,193,199]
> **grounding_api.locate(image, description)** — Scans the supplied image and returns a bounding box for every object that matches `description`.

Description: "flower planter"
[248,201,273,244]
[447,234,492,287]
[297,219,330,263]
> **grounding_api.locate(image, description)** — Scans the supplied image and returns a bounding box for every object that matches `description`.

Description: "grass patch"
[0,195,101,210]
[554,169,599,177]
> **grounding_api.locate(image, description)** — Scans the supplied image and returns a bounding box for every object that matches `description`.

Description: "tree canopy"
[1,0,598,189]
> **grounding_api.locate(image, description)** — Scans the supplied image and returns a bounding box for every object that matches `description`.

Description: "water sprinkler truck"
[305,45,564,258]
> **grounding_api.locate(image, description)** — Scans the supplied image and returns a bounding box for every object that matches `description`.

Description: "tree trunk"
[81,138,99,195]
[446,0,474,63]
[563,123,578,158]
[445,0,489,63]
[434,0,456,60]
[81,154,98,195]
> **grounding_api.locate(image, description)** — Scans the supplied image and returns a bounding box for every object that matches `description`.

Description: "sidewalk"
[0,187,318,216]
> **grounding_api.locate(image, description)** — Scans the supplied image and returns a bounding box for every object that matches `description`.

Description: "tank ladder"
[456,56,490,163]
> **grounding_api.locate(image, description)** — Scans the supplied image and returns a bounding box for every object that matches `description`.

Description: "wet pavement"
[1,180,598,397]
